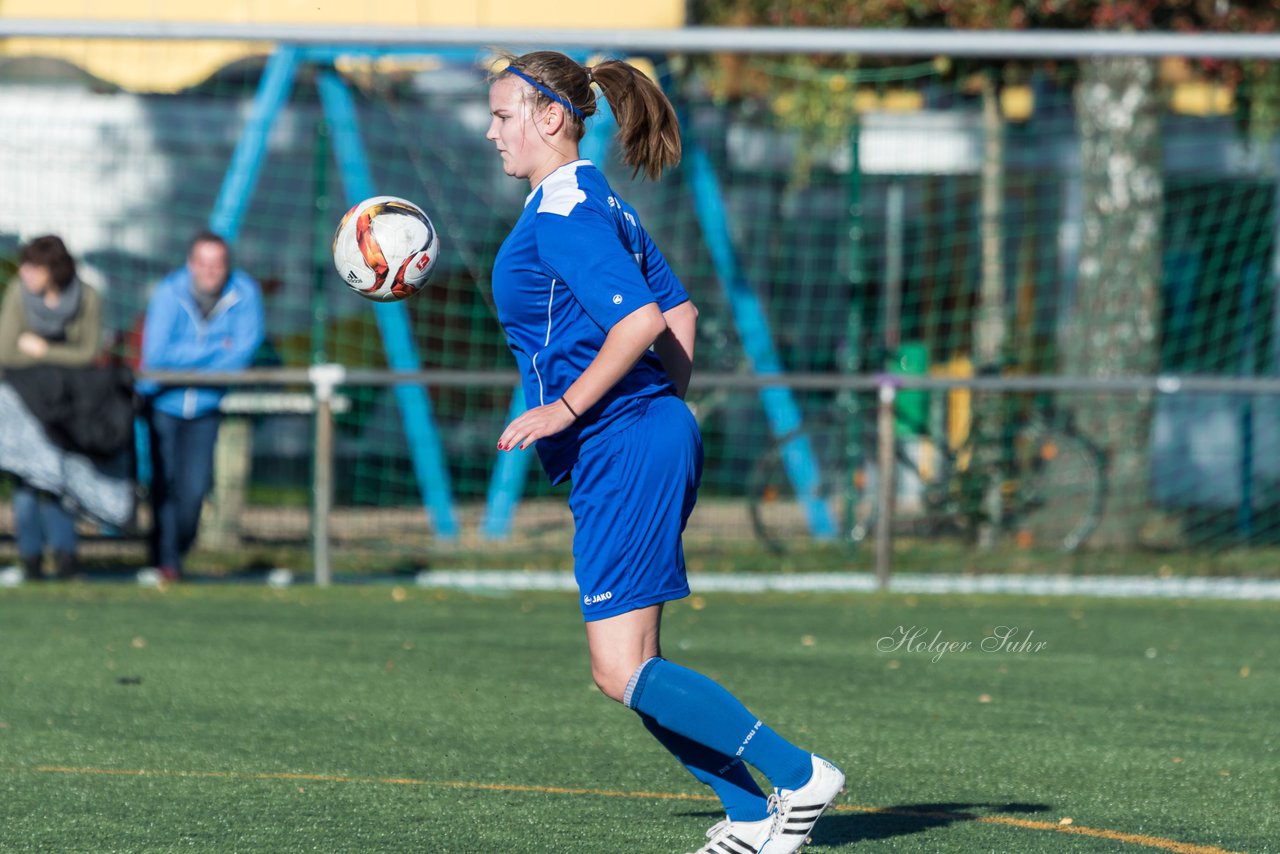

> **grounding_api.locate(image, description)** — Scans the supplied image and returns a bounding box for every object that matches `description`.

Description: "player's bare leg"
[584,603,663,703]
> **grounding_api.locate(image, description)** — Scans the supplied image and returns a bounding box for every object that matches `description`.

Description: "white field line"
[414,570,1280,601]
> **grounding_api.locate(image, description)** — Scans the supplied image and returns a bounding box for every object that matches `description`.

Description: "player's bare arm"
[497,303,667,451]
[654,300,697,399]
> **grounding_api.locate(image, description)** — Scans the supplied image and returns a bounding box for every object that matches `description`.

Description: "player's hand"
[497,400,577,451]
[17,332,49,359]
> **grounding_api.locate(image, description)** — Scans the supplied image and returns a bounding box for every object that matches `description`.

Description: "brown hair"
[496,50,682,180]
[19,234,76,289]
[189,229,230,258]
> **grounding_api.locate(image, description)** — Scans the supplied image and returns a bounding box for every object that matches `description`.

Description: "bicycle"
[747,386,1109,554]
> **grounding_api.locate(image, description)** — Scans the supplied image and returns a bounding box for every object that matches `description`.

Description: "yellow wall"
[1,0,685,92]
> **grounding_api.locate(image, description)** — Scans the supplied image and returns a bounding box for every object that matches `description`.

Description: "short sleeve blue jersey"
[492,159,690,483]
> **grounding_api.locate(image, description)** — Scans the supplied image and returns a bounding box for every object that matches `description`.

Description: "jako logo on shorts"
[584,591,613,605]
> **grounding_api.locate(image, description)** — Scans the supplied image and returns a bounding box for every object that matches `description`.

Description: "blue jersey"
[492,160,690,483]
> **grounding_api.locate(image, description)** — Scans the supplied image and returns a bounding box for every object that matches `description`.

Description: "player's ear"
[542,103,566,135]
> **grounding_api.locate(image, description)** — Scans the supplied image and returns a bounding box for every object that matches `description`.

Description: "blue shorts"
[569,395,702,622]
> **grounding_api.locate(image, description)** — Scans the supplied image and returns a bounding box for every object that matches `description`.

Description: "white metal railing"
[144,368,1280,394]
[1,21,1279,59]
[133,366,1280,587]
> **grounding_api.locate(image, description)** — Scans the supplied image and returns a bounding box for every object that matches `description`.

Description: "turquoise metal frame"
[208,46,460,539]
[210,46,828,542]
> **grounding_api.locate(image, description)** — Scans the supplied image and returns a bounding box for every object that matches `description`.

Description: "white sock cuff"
[623,656,663,709]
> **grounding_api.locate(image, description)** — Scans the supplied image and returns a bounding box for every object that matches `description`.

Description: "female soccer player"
[487,51,844,854]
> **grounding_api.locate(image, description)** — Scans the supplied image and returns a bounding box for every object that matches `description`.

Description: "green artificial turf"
[1,584,1275,852]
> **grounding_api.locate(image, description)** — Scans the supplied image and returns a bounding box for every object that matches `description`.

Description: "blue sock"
[639,712,771,822]
[625,657,813,791]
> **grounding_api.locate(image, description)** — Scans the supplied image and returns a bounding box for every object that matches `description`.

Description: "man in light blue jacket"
[140,231,264,580]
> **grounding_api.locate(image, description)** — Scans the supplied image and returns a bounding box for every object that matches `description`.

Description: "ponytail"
[589,60,681,181]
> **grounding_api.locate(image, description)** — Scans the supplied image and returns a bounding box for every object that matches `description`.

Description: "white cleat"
[686,815,773,854]
[759,755,845,853]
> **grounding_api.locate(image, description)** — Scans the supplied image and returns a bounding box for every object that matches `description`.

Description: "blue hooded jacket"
[139,266,264,419]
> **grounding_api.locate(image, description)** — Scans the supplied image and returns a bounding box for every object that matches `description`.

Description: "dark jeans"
[148,410,221,572]
[14,482,78,558]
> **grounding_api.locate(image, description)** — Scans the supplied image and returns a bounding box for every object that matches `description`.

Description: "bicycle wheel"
[1008,419,1107,552]
[748,424,879,553]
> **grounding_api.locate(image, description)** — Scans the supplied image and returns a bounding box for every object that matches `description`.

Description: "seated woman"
[0,234,102,580]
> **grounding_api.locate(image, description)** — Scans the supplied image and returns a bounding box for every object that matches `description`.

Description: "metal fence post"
[310,363,344,587]
[875,377,898,591]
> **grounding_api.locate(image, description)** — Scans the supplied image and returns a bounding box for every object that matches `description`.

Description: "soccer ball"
[332,195,439,302]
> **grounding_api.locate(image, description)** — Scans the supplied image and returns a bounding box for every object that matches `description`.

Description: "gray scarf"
[192,281,222,319]
[21,278,83,341]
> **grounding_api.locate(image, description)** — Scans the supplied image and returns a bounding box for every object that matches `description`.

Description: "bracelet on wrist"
[560,396,579,419]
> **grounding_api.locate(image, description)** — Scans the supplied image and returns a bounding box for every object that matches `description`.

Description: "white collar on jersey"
[525,159,594,208]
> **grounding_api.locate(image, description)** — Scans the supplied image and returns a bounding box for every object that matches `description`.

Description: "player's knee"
[589,661,630,704]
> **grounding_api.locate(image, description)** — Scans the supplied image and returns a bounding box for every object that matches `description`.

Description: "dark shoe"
[158,566,182,583]
[21,554,44,581]
[52,552,78,580]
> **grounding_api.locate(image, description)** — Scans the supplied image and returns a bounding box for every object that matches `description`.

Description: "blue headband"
[506,66,585,120]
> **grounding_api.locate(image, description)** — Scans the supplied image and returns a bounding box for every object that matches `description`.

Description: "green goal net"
[1,33,1278,574]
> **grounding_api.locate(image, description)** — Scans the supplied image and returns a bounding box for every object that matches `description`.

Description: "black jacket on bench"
[3,363,137,460]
